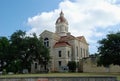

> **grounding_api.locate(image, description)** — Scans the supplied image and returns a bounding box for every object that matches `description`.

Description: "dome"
[55,11,68,25]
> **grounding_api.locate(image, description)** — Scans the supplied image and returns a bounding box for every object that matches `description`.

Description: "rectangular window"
[68,51,70,57]
[81,48,82,57]
[76,46,78,57]
[47,41,49,47]
[84,49,85,57]
[58,51,61,57]
[86,50,88,57]
[58,61,61,66]
[35,63,37,69]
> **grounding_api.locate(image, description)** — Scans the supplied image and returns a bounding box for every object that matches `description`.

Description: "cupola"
[56,11,68,25]
[55,11,69,36]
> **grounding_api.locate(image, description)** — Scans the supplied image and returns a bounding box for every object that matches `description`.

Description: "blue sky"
[0,0,61,36]
[0,0,120,54]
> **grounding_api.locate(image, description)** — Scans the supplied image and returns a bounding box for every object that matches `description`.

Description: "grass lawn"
[0,73,120,80]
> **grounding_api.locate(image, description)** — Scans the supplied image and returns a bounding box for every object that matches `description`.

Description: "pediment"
[40,30,60,41]
[40,30,53,36]
[40,30,54,38]
[77,36,89,45]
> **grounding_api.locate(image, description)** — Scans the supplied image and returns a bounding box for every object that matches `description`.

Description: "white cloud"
[27,0,120,54]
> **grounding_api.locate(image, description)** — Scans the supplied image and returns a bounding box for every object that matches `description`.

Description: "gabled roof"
[77,36,89,45]
[59,35,76,42]
[54,41,71,48]
[77,36,83,40]
[40,30,60,40]
[40,30,54,36]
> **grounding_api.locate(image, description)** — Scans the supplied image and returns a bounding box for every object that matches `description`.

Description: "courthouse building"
[31,11,89,72]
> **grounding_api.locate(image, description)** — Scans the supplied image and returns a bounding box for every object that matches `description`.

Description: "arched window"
[44,38,49,47]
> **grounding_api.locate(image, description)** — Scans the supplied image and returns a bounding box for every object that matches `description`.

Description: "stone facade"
[31,11,89,73]
[80,57,120,72]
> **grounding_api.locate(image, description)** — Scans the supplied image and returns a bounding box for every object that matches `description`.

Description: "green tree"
[97,32,120,67]
[7,30,50,73]
[26,35,50,71]
[7,30,26,73]
[0,37,10,71]
[0,30,50,73]
[67,61,77,72]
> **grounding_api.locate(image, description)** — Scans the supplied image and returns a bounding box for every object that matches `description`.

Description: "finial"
[60,10,64,16]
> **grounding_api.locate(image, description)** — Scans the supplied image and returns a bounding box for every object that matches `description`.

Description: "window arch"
[44,38,49,47]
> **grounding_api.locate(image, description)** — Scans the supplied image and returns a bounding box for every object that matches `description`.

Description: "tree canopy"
[97,32,120,67]
[0,30,50,73]
[0,37,10,71]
